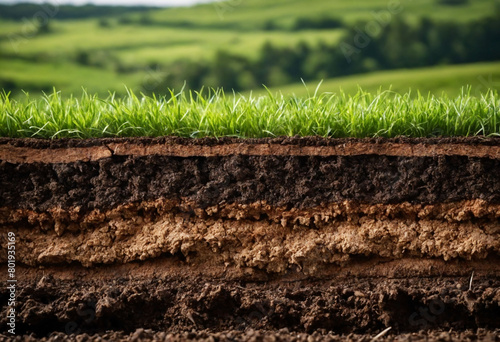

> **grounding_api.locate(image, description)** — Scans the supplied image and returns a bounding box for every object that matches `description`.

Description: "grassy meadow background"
[0,0,499,98]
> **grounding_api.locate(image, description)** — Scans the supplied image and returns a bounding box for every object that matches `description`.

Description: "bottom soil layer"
[2,259,499,338]
[2,329,500,342]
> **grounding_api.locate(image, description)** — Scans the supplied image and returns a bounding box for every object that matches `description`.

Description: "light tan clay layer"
[2,199,499,272]
[2,140,500,164]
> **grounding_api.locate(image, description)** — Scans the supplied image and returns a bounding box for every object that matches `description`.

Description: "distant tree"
[139,15,153,26]
[98,18,111,28]
[255,42,279,85]
[0,79,17,94]
[292,16,343,31]
[36,16,51,34]
[118,16,133,25]
[267,67,291,86]
[262,20,278,31]
[303,50,330,79]
[75,51,90,66]
[436,0,469,5]
[211,51,249,90]
[237,71,258,89]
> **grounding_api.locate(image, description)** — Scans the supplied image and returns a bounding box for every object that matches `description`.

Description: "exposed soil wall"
[1,137,499,339]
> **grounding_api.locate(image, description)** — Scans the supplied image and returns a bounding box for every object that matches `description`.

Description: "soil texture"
[1,137,499,340]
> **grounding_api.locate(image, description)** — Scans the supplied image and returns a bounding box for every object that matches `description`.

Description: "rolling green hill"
[148,0,497,29]
[0,19,344,64]
[262,62,500,98]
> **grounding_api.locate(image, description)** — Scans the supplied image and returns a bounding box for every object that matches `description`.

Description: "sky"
[0,0,216,7]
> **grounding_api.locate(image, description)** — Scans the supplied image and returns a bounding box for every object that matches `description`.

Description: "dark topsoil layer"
[2,136,500,149]
[1,136,500,148]
[1,154,499,211]
[2,273,498,337]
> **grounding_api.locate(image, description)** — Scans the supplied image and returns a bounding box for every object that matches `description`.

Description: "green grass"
[1,88,499,139]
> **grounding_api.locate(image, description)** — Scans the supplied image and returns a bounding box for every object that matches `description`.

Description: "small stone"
[130,328,144,341]
[438,331,450,341]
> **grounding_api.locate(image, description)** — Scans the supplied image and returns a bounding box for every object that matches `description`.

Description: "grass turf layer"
[0,88,499,139]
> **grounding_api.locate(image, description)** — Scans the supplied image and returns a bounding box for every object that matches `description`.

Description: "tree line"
[142,13,500,94]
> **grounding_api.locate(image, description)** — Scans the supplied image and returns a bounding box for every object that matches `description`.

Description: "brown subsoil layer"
[3,199,500,269]
[1,137,499,338]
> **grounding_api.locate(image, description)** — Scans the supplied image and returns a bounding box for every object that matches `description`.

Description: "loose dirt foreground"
[0,137,499,341]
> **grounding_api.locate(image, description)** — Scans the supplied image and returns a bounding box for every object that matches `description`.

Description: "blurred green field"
[262,62,500,98]
[0,0,499,98]
[0,58,145,96]
[0,19,344,64]
[3,59,499,99]
[150,0,496,29]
